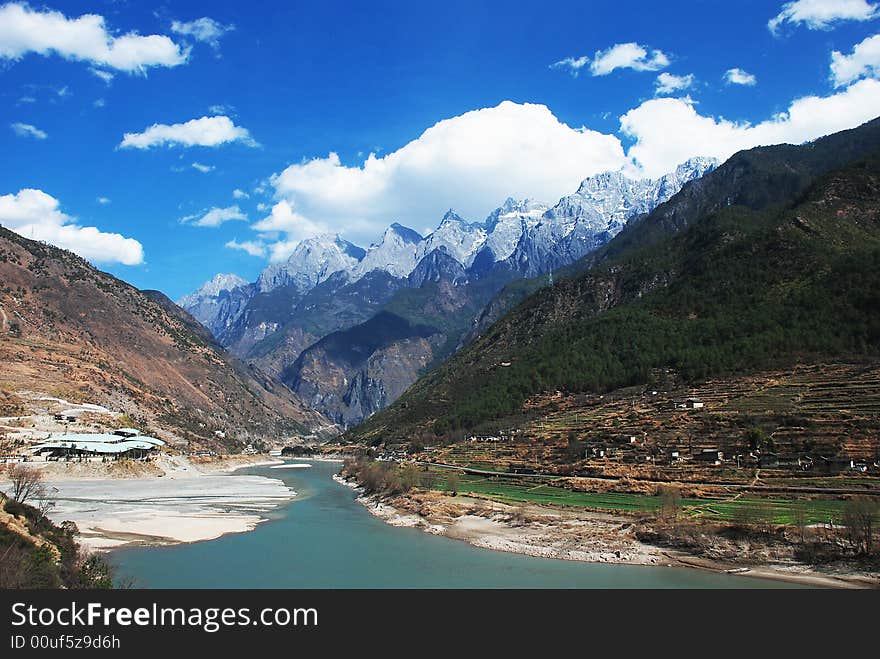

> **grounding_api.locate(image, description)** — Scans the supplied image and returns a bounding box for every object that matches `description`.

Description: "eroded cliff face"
[288,334,440,428]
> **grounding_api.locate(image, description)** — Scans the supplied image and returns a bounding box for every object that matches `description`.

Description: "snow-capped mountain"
[176,273,255,339]
[257,234,366,293]
[351,223,423,280]
[506,156,718,275]
[416,210,487,267]
[480,198,547,262]
[178,273,249,305]
[181,157,717,337]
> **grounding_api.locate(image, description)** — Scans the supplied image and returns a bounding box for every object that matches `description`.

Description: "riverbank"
[339,477,877,589]
[1,454,297,551]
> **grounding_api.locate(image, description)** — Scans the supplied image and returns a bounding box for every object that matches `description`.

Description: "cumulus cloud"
[96,197,110,205]
[552,42,669,77]
[239,80,880,257]
[831,33,880,86]
[655,72,695,95]
[191,162,215,173]
[181,205,246,228]
[0,2,188,73]
[590,42,669,76]
[10,122,47,139]
[769,0,878,33]
[0,189,143,265]
[225,238,267,257]
[171,17,234,51]
[725,68,758,86]
[621,78,880,177]
[119,115,257,149]
[767,0,878,34]
[268,101,625,246]
[232,188,249,199]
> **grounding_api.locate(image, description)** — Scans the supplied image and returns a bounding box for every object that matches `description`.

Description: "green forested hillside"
[346,120,880,443]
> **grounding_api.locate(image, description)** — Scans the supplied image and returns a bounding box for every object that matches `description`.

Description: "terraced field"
[426,470,861,525]
[430,363,880,474]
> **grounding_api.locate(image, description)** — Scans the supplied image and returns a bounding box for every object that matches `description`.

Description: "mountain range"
[180,158,717,426]
[346,117,880,443]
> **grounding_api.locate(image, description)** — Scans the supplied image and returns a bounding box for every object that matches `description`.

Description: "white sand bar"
[270,463,312,469]
[33,472,296,550]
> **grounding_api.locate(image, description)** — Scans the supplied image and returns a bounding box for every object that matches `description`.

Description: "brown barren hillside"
[0,226,333,449]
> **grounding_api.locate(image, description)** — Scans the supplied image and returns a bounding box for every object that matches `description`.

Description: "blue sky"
[2,0,880,299]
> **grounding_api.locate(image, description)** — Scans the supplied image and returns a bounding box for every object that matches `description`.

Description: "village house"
[692,449,724,465]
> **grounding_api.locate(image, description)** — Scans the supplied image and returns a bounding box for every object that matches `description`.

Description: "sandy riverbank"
[339,477,877,589]
[1,454,296,551]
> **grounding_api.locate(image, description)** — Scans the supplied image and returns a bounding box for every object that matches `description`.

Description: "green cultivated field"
[427,470,861,525]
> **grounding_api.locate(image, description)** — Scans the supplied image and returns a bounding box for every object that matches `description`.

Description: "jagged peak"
[182,273,249,302]
[385,222,424,244]
[439,209,468,226]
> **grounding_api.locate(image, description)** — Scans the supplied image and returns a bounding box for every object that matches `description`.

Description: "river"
[111,461,797,588]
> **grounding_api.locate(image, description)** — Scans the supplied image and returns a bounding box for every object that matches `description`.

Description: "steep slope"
[260,163,720,426]
[283,311,441,427]
[502,157,717,276]
[283,254,503,427]
[346,118,880,442]
[225,269,406,378]
[0,227,332,448]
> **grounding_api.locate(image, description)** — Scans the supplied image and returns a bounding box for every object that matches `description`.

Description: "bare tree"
[0,544,28,589]
[445,470,461,496]
[6,464,49,507]
[792,500,809,544]
[841,497,878,555]
[658,485,682,521]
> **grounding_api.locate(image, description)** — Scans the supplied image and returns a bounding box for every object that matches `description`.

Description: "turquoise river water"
[111,462,799,588]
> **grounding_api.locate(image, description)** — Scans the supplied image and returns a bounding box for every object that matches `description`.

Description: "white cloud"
[252,200,329,252]
[769,0,878,33]
[0,2,188,73]
[0,188,143,265]
[208,103,235,115]
[119,115,257,149]
[182,205,247,228]
[551,43,669,78]
[191,162,215,173]
[831,33,880,86]
[240,80,880,256]
[590,42,669,76]
[90,67,114,84]
[549,55,590,77]
[268,101,625,247]
[620,78,880,177]
[725,68,758,86]
[170,18,234,50]
[232,188,249,199]
[225,238,266,257]
[93,98,106,108]
[10,122,47,139]
[655,72,695,95]
[96,197,110,205]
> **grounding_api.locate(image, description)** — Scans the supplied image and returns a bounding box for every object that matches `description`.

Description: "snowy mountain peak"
[439,209,468,226]
[386,223,424,244]
[257,234,364,293]
[421,209,487,267]
[178,273,248,306]
[674,156,719,178]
